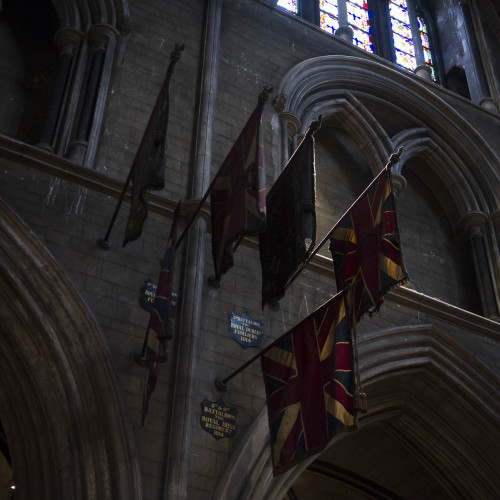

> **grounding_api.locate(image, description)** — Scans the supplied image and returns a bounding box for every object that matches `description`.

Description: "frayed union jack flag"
[329,168,408,319]
[211,102,266,281]
[142,203,180,426]
[261,290,357,476]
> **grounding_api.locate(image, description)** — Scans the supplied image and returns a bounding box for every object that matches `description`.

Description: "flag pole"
[134,201,182,365]
[175,85,273,252]
[282,147,404,294]
[97,43,184,250]
[216,288,348,389]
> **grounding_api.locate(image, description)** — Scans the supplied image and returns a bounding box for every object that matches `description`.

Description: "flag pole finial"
[259,86,273,105]
[170,43,185,61]
[387,146,404,169]
[309,114,323,135]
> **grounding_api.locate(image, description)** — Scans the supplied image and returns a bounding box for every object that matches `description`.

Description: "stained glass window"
[419,16,435,80]
[390,0,416,71]
[319,0,339,34]
[319,0,372,52]
[347,1,372,52]
[277,0,298,14]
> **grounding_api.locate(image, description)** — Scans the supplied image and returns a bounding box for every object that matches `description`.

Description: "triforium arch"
[275,55,500,213]
[2,0,130,167]
[274,55,500,318]
[212,325,500,499]
[0,200,141,499]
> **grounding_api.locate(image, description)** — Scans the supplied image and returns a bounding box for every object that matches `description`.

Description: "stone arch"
[50,0,130,32]
[276,55,500,214]
[213,324,500,500]
[299,93,393,176]
[0,199,141,499]
[391,127,478,224]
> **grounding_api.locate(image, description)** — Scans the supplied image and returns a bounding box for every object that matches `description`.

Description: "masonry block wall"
[0,0,499,498]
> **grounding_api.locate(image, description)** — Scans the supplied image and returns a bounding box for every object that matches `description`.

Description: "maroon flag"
[329,168,408,319]
[210,101,267,280]
[141,203,180,425]
[261,290,357,475]
[123,45,183,247]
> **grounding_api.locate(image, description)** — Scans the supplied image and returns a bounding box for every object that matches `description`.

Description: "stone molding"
[0,200,142,499]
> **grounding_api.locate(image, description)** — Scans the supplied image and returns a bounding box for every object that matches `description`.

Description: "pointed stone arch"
[0,199,141,499]
[276,55,500,214]
[212,324,500,500]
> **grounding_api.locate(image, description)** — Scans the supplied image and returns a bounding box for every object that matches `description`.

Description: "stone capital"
[54,28,84,57]
[88,24,119,51]
[459,210,487,237]
[272,93,287,113]
[414,64,433,81]
[279,112,301,137]
[390,173,407,198]
[335,25,354,43]
[479,97,499,114]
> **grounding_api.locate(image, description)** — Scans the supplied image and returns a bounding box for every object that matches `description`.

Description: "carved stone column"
[37,28,83,152]
[278,111,300,164]
[68,24,119,164]
[336,0,354,43]
[460,211,499,319]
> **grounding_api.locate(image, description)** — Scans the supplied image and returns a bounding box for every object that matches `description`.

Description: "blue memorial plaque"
[200,399,238,440]
[228,312,263,348]
[140,279,179,315]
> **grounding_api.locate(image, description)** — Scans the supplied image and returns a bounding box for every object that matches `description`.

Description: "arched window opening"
[389,0,435,80]
[274,0,441,82]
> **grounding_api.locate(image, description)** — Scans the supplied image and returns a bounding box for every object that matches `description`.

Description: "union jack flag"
[261,290,357,475]
[329,167,408,319]
[142,203,180,425]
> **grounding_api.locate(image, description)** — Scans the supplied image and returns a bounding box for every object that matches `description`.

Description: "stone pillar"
[460,211,499,319]
[279,112,301,159]
[407,0,432,81]
[37,28,83,152]
[68,24,118,163]
[458,0,498,112]
[336,0,354,43]
[165,1,222,498]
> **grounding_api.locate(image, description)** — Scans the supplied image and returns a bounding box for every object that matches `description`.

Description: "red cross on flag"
[329,167,408,319]
[260,290,357,476]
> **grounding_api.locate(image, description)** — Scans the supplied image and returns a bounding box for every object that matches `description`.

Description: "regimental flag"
[329,167,408,319]
[259,120,320,308]
[261,290,357,476]
[123,44,183,247]
[210,101,267,281]
[142,203,180,426]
